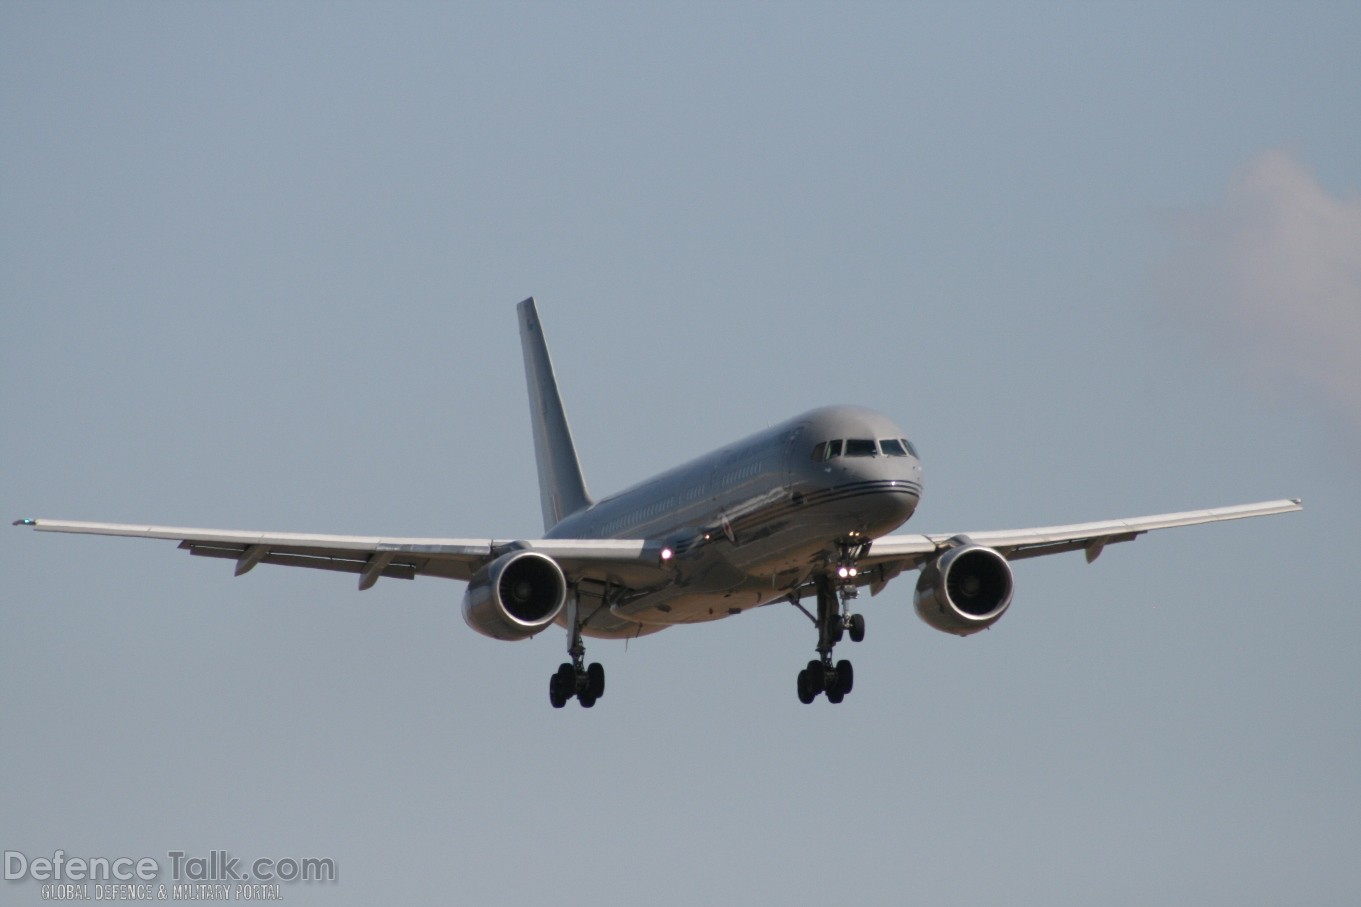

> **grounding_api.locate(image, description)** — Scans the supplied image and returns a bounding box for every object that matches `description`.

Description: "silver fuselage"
[548,405,922,637]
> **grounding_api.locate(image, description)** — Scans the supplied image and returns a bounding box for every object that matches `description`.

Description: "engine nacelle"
[462,550,567,641]
[914,544,1014,636]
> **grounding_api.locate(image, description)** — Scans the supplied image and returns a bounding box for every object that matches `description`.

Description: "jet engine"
[914,544,1013,636]
[462,550,567,641]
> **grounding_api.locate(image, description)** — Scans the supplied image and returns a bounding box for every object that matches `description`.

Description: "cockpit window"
[810,439,845,461]
[879,438,909,457]
[844,438,877,457]
[817,437,916,461]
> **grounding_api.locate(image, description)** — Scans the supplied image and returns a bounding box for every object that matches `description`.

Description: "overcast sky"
[3,3,1358,905]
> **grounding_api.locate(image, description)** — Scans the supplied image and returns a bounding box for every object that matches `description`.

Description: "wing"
[858,498,1302,593]
[12,518,670,591]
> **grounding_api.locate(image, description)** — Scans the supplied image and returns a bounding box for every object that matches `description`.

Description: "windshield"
[812,436,917,460]
[843,439,877,457]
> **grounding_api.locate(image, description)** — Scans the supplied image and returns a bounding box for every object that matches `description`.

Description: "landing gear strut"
[794,542,868,704]
[549,587,606,709]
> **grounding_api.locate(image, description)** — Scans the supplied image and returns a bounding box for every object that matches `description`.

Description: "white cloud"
[1158,150,1361,452]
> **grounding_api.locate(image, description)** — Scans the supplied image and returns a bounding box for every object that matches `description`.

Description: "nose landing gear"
[792,542,869,704]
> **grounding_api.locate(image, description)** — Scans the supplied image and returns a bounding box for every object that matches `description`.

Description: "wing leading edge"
[12,518,669,591]
[858,498,1302,592]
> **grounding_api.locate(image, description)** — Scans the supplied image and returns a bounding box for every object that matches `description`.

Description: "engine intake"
[462,550,567,641]
[914,544,1013,636]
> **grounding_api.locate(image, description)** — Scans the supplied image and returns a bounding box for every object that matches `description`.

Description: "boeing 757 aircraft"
[16,298,1301,707]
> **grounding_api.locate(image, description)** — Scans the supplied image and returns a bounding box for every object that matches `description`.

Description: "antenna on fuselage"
[517,297,594,532]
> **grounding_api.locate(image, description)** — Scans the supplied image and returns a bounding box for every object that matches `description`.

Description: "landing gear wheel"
[586,662,605,699]
[578,689,598,708]
[848,613,865,643]
[835,659,854,695]
[826,687,845,704]
[550,662,576,708]
[549,673,568,708]
[797,669,816,704]
[827,622,844,645]
[806,659,826,694]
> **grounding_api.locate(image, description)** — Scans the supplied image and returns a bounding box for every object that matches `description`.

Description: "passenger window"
[879,438,909,457]
[844,438,877,457]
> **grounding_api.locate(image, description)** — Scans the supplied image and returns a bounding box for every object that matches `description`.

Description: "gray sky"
[3,3,1358,904]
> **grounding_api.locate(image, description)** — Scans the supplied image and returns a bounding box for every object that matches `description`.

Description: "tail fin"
[517,298,593,531]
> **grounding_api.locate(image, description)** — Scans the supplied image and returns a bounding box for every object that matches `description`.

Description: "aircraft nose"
[873,476,920,526]
[845,456,921,531]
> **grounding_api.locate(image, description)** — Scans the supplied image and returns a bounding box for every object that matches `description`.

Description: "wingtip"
[13,518,36,526]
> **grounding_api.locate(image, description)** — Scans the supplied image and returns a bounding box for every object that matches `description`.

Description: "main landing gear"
[549,658,605,709]
[794,543,868,705]
[549,588,606,709]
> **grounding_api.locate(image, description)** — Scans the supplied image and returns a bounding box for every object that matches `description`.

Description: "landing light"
[660,547,674,563]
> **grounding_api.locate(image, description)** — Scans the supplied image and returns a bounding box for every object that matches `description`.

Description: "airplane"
[15,298,1302,708]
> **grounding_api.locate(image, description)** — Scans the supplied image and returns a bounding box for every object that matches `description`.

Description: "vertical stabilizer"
[517,298,593,531]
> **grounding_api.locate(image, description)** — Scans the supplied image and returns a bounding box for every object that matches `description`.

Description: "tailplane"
[517,298,593,531]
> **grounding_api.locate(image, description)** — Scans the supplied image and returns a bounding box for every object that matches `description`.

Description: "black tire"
[849,613,865,643]
[827,622,844,645]
[555,662,577,697]
[797,669,816,704]
[806,659,826,694]
[578,690,598,708]
[586,662,605,699]
[826,687,845,704]
[549,674,567,709]
[836,659,854,695]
